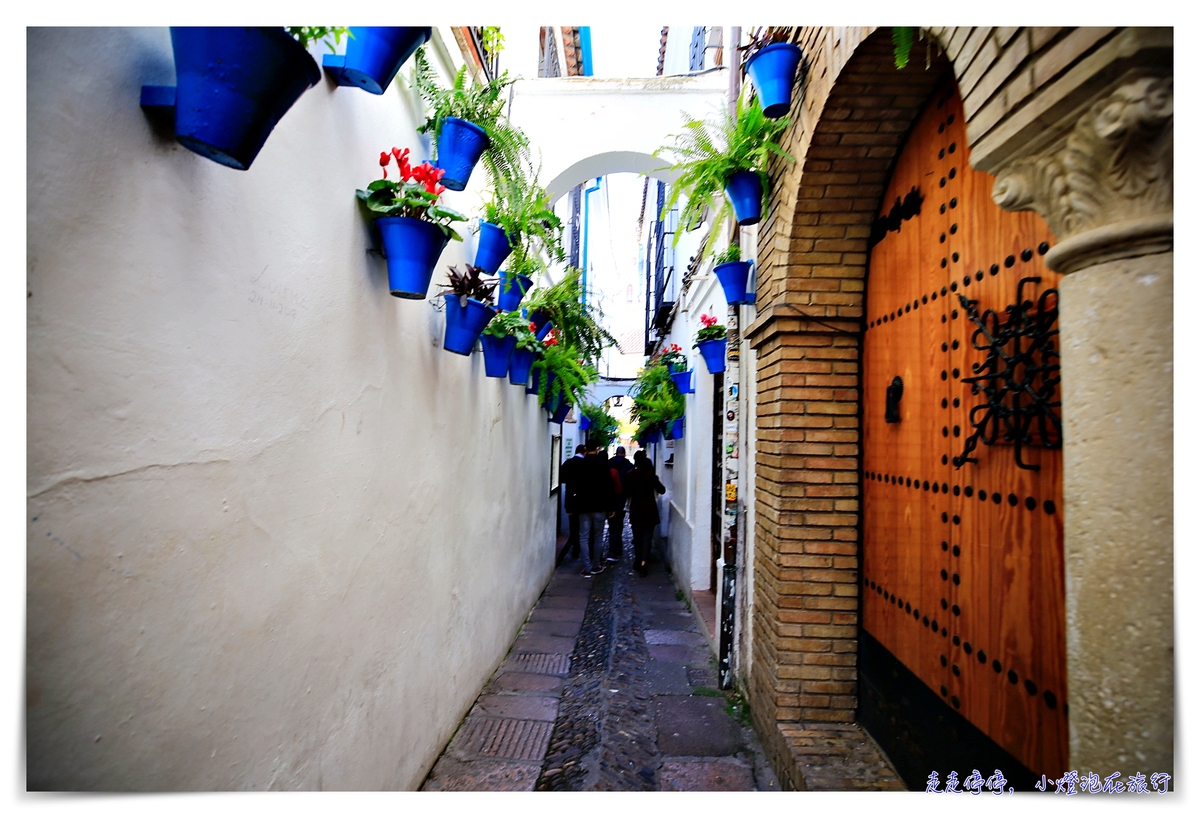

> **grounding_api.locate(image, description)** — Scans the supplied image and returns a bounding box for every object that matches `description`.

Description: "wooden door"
[861,83,1066,776]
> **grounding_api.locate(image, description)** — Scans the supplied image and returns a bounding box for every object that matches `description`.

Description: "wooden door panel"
[862,84,1066,775]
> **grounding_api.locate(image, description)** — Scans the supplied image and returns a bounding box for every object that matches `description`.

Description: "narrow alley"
[422,530,783,791]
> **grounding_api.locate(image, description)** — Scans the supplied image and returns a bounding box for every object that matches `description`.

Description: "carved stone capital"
[991,74,1172,273]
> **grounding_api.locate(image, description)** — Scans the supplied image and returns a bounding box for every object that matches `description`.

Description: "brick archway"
[744,28,953,766]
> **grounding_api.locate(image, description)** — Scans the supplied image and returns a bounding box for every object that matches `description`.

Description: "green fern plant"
[411,47,530,195]
[522,268,617,366]
[655,92,795,264]
[714,244,742,265]
[631,362,685,434]
[893,27,915,69]
[286,27,351,52]
[483,165,566,282]
[580,401,620,449]
[531,336,598,409]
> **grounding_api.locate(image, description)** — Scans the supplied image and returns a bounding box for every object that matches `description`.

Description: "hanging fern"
[522,268,617,367]
[411,47,531,196]
[893,27,915,70]
[655,91,794,265]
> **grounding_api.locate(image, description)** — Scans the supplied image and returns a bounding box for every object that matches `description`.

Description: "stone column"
[992,73,1173,778]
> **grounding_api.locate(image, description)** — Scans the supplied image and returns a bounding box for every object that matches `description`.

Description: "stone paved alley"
[422,535,781,791]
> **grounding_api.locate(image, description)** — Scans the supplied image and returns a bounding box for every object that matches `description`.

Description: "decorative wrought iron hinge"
[954,277,1062,471]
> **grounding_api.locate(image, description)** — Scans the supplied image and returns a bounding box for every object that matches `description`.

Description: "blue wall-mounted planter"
[496,274,533,312]
[724,171,764,226]
[377,216,450,299]
[322,27,431,95]
[644,427,662,445]
[509,347,536,386]
[579,414,592,431]
[665,416,685,440]
[529,310,554,341]
[435,116,489,191]
[480,333,516,378]
[474,222,516,274]
[745,42,803,119]
[671,369,694,395]
[549,397,571,425]
[714,260,753,305]
[697,338,728,374]
[143,28,321,171]
[529,368,556,399]
[442,295,495,355]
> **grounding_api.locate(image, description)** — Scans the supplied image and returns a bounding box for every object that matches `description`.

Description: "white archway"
[508,71,728,204]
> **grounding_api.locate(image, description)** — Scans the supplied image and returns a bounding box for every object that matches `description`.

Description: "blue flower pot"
[579,414,592,431]
[164,27,320,171]
[442,295,496,355]
[480,333,516,378]
[496,274,533,311]
[529,369,556,399]
[745,42,803,119]
[435,116,489,192]
[669,417,685,439]
[714,260,752,305]
[322,27,431,95]
[378,217,450,299]
[549,397,571,424]
[474,222,516,274]
[543,382,565,412]
[671,370,694,394]
[697,338,727,374]
[644,427,662,445]
[530,310,554,341]
[509,347,536,386]
[725,171,764,226]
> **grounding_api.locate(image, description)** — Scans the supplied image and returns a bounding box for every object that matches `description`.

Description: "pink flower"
[700,313,719,328]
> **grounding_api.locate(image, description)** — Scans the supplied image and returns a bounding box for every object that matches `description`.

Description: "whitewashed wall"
[26,27,558,790]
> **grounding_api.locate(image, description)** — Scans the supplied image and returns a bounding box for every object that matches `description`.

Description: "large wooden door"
[861,83,1066,776]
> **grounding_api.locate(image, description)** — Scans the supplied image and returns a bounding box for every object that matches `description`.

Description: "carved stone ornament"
[991,75,1173,273]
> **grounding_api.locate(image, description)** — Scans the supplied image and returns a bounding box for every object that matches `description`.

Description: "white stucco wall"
[26,27,558,790]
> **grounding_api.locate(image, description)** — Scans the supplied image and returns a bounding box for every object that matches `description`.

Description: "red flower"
[392,147,411,181]
[529,321,538,333]
[545,329,559,346]
[379,150,391,179]
[700,313,719,328]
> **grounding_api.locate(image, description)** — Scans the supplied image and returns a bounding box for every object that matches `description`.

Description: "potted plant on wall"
[579,402,620,449]
[741,28,804,119]
[478,168,565,281]
[695,313,728,374]
[660,343,693,394]
[438,265,498,355]
[532,335,598,424]
[144,27,348,170]
[480,310,536,379]
[357,146,466,299]
[522,268,617,361]
[412,48,529,192]
[712,243,753,305]
[656,92,794,261]
[631,362,685,443]
[507,320,545,387]
[323,27,431,95]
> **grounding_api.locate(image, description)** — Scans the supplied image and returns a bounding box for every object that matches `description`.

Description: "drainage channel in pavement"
[421,533,779,792]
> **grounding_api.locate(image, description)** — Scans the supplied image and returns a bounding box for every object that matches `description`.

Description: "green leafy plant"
[412,47,530,194]
[481,310,543,352]
[695,313,727,344]
[658,342,687,373]
[655,92,795,264]
[522,268,617,366]
[531,331,598,409]
[286,27,351,52]
[484,165,566,280]
[892,27,915,69]
[481,26,504,56]
[714,244,742,266]
[631,361,685,435]
[580,401,620,449]
[439,264,498,306]
[356,147,467,240]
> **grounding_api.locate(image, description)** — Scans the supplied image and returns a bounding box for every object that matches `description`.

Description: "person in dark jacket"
[574,439,617,575]
[606,446,634,561]
[559,445,586,559]
[625,451,666,576]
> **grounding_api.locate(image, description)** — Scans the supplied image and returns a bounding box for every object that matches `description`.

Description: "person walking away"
[625,451,666,576]
[574,439,617,576]
[606,446,634,562]
[559,445,586,560]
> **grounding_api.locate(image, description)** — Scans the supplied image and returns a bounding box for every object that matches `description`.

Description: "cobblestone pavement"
[421,531,779,792]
